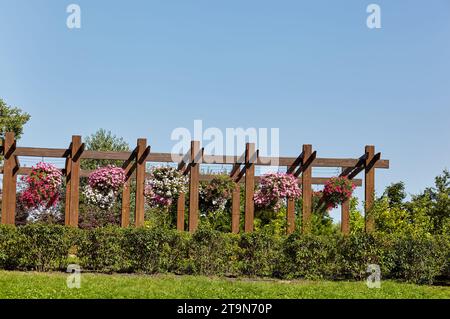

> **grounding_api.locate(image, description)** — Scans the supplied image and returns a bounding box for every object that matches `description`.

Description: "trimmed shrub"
[121,227,185,274]
[281,233,340,280]
[187,227,239,276]
[337,233,396,280]
[238,232,281,277]
[0,224,74,271]
[0,225,20,269]
[76,226,126,272]
[0,224,448,284]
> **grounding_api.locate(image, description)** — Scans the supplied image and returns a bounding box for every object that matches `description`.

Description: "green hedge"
[0,224,448,284]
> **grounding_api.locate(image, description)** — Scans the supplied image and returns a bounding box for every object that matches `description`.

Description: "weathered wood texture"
[188,141,200,232]
[365,145,376,233]
[135,139,147,227]
[65,136,82,227]
[1,132,17,224]
[244,143,256,233]
[302,144,313,234]
[177,192,185,231]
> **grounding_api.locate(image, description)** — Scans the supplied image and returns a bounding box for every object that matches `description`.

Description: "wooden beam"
[68,136,82,227]
[365,145,375,233]
[177,192,185,231]
[1,166,364,188]
[121,150,136,228]
[294,151,317,177]
[302,144,313,234]
[188,141,201,232]
[286,153,303,174]
[341,199,350,235]
[135,138,147,227]
[341,169,350,235]
[244,143,256,233]
[1,132,16,225]
[231,184,240,234]
[287,198,295,234]
[64,154,72,226]
[10,146,389,169]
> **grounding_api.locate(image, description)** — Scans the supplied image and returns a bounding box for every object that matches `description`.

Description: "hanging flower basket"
[322,176,356,209]
[19,162,63,210]
[83,165,126,209]
[254,172,301,211]
[145,166,188,208]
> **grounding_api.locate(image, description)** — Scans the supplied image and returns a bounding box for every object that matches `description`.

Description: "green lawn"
[0,271,449,299]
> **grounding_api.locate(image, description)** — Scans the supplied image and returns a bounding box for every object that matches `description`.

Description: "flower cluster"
[199,174,236,213]
[84,165,126,209]
[254,172,301,210]
[322,176,356,209]
[145,166,187,208]
[88,165,126,193]
[19,162,63,210]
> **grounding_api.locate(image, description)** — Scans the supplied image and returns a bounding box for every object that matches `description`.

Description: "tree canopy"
[81,129,130,170]
[0,98,31,140]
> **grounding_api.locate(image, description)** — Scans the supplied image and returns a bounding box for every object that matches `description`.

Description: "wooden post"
[231,184,240,234]
[177,192,185,231]
[188,141,200,233]
[302,144,312,234]
[341,167,350,235]
[341,199,350,235]
[135,138,147,227]
[244,143,255,233]
[121,181,131,227]
[64,156,72,226]
[68,136,81,227]
[121,157,134,227]
[287,198,295,234]
[1,132,17,225]
[365,145,375,233]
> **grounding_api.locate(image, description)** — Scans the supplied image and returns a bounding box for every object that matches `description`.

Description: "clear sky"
[1,0,449,220]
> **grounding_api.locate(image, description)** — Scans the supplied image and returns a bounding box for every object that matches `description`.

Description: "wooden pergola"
[0,132,389,234]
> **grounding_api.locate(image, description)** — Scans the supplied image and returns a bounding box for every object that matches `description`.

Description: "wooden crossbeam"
[286,152,303,174]
[293,151,317,177]
[10,146,389,169]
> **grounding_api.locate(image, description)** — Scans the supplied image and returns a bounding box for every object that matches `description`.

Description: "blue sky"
[1,0,449,219]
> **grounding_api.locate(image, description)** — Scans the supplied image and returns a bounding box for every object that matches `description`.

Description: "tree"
[382,182,407,208]
[411,169,450,234]
[81,129,130,170]
[0,99,31,163]
[0,98,31,140]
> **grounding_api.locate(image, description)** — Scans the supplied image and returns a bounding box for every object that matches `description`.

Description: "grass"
[0,271,449,299]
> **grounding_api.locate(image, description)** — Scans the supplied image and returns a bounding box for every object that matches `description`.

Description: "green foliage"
[254,207,287,236]
[76,226,126,272]
[349,197,365,234]
[383,182,407,208]
[0,224,74,271]
[121,227,186,274]
[0,225,19,269]
[0,98,31,141]
[187,226,238,276]
[294,194,337,235]
[392,235,449,285]
[1,224,449,285]
[81,129,130,170]
[337,233,396,280]
[411,170,450,235]
[281,233,340,280]
[238,232,281,277]
[372,197,433,236]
